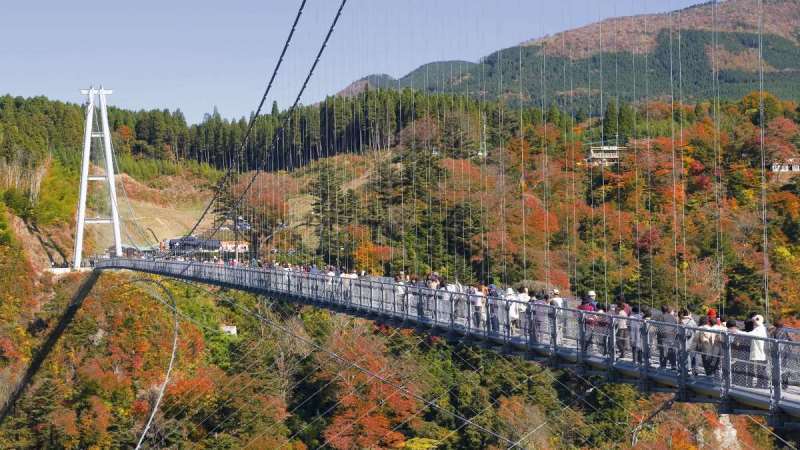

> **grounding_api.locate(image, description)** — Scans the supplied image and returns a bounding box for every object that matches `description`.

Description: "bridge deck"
[96,258,800,422]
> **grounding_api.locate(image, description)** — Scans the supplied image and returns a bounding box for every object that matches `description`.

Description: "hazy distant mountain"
[341,0,800,107]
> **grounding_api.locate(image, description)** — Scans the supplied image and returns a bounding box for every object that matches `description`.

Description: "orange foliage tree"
[318,324,419,449]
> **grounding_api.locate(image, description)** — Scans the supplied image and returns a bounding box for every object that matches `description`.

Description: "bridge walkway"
[96,257,800,424]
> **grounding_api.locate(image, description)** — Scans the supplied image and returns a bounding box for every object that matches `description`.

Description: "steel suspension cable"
[498,47,509,286]
[195,283,520,447]
[211,320,404,445]
[614,6,625,300]
[540,31,551,291]
[756,0,770,322]
[643,8,655,308]
[158,299,359,443]
[677,6,690,307]
[561,9,576,295]
[668,10,681,306]
[459,62,470,281]
[587,35,597,296]
[631,0,642,309]
[186,0,309,239]
[130,280,179,450]
[599,14,609,309]
[211,0,348,246]
[711,0,726,315]
[569,49,578,295]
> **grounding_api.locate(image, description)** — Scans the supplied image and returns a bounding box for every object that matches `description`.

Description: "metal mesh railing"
[559,308,581,351]
[529,302,553,347]
[778,340,800,394]
[95,257,800,413]
[582,312,611,358]
[730,335,773,390]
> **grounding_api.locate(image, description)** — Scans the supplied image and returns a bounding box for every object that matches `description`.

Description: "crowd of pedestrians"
[380,269,796,390]
[558,293,793,389]
[163,255,798,391]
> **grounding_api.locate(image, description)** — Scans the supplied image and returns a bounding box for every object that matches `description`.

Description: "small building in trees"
[167,236,221,253]
[587,146,626,167]
[221,241,249,253]
[107,245,141,258]
[771,158,800,174]
[220,325,238,336]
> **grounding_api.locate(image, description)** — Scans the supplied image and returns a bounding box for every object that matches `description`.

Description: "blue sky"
[2,0,701,123]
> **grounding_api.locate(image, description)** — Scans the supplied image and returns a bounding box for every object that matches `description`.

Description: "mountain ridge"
[524,0,800,57]
[340,0,800,105]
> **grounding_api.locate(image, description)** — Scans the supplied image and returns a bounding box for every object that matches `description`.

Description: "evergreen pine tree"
[617,102,635,144]
[212,175,237,229]
[602,99,619,145]
[547,101,561,127]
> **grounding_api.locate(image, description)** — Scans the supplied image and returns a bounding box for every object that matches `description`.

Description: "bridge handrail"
[93,257,798,342]
[95,257,800,413]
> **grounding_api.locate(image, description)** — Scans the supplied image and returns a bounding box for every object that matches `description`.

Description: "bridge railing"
[96,257,800,409]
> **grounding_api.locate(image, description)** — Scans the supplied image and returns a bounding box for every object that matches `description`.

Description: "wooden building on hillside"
[587,145,626,167]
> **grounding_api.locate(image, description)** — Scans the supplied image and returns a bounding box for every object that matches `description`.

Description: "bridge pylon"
[73,87,122,269]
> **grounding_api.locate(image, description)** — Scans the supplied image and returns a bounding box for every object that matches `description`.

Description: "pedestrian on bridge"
[426,275,440,319]
[517,287,531,335]
[469,286,486,329]
[550,288,563,308]
[506,287,524,335]
[629,306,646,364]
[578,296,597,354]
[395,274,407,314]
[697,316,722,377]
[679,309,699,376]
[411,277,424,318]
[531,294,550,344]
[727,319,751,388]
[487,285,501,333]
[595,306,611,356]
[743,314,768,389]
[656,305,678,370]
[771,318,793,390]
[614,298,630,359]
[587,290,598,309]
[324,267,336,298]
[550,289,566,344]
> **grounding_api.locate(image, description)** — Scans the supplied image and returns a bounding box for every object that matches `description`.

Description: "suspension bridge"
[94,256,800,426]
[76,0,800,438]
[4,0,799,446]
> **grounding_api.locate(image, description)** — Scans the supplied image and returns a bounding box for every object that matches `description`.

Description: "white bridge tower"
[73,87,122,269]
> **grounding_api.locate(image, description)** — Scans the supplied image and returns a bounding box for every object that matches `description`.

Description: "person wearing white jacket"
[743,314,768,388]
[395,274,407,313]
[550,288,566,344]
[549,288,564,308]
[517,288,531,335]
[505,288,521,333]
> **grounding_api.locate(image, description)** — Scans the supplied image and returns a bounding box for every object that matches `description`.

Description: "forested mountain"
[1,85,799,447]
[1,1,800,445]
[3,83,800,311]
[345,0,800,106]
